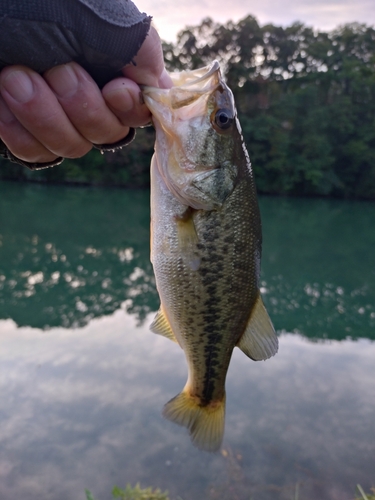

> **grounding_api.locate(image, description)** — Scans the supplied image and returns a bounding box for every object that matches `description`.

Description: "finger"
[0,66,91,159]
[122,26,173,89]
[102,77,151,128]
[0,95,59,163]
[44,63,132,144]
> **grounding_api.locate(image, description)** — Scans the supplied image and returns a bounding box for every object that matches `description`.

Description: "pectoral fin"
[175,208,201,271]
[150,307,178,343]
[237,294,278,360]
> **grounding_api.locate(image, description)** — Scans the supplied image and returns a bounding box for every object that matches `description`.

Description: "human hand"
[0,26,172,166]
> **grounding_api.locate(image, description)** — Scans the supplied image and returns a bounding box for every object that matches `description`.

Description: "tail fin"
[162,388,225,452]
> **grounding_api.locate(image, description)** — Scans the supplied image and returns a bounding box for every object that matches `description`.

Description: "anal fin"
[150,306,178,343]
[237,293,278,360]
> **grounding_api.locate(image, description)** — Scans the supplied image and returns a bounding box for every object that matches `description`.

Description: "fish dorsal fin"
[150,307,178,343]
[237,294,278,360]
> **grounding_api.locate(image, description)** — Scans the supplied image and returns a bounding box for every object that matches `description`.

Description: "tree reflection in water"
[0,183,159,329]
[1,182,374,341]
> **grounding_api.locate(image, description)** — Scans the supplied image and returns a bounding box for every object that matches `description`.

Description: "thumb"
[122,25,173,89]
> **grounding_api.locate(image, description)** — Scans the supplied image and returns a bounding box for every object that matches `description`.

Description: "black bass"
[142,61,278,452]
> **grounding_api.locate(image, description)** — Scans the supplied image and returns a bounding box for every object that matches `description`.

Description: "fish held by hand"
[143,61,278,452]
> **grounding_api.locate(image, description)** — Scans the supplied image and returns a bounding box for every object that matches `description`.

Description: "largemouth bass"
[143,61,278,452]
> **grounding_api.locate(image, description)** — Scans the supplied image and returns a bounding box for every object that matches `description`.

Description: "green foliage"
[1,18,375,199]
[112,484,169,500]
[355,485,375,500]
[85,490,96,500]
[85,484,170,500]
[241,85,337,196]
[163,18,375,199]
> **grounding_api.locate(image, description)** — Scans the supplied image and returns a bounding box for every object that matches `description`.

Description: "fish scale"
[143,61,278,451]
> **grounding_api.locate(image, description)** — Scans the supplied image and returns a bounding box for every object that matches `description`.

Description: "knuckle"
[81,102,102,122]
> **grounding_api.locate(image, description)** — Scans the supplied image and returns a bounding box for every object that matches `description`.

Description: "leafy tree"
[1,18,375,199]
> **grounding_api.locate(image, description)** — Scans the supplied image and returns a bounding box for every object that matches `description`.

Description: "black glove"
[0,0,150,168]
[0,0,151,87]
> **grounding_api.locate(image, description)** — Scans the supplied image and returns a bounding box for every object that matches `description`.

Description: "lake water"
[0,181,374,500]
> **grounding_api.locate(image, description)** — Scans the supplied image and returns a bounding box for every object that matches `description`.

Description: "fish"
[142,61,278,452]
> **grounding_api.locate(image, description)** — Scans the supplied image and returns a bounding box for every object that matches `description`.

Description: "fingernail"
[104,87,134,113]
[45,64,79,97]
[2,70,35,103]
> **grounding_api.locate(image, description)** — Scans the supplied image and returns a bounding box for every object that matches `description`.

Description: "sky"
[135,0,375,42]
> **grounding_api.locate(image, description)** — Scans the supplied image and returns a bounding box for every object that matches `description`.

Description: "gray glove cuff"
[0,140,64,170]
[93,127,136,153]
[0,127,136,170]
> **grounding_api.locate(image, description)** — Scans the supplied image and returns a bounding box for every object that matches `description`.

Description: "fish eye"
[214,109,234,130]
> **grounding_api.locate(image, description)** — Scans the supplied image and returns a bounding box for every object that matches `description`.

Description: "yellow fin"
[175,209,201,271]
[150,307,177,343]
[163,387,225,452]
[237,294,278,360]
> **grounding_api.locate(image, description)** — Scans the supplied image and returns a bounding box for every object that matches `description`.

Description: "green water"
[0,181,374,500]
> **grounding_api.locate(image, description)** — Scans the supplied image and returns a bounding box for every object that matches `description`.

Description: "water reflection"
[1,182,374,341]
[0,183,159,328]
[1,182,374,500]
[0,314,374,500]
[260,197,375,340]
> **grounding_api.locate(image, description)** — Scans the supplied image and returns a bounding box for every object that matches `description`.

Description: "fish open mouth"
[168,60,221,88]
[142,60,223,108]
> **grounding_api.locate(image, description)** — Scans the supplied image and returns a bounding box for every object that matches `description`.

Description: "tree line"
[1,16,375,199]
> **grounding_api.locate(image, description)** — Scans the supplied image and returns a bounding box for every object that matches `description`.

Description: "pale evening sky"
[134,0,375,42]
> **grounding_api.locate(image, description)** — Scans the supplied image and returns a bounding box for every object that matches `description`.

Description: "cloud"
[136,0,375,41]
[1,315,375,500]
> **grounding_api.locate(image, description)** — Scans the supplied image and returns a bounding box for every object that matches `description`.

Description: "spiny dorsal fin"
[237,294,278,360]
[150,307,178,343]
